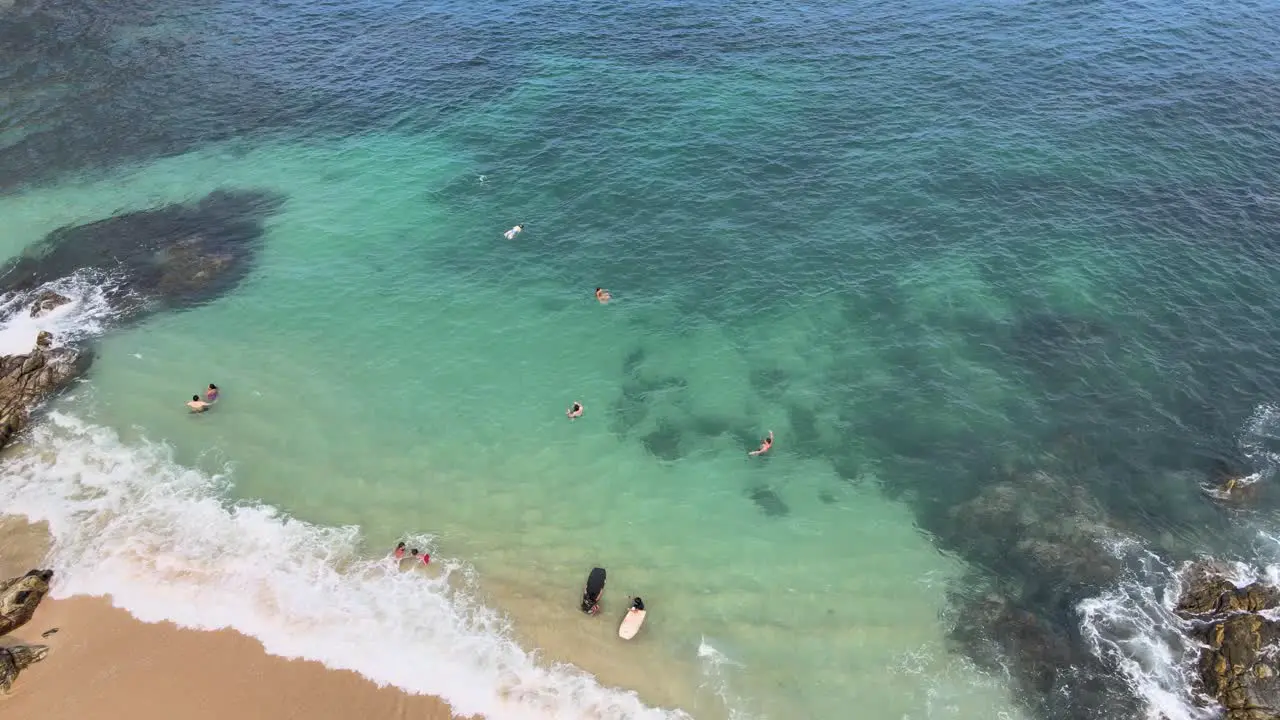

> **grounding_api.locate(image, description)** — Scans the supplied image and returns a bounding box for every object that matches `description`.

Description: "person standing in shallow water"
[187,395,209,413]
[206,383,219,402]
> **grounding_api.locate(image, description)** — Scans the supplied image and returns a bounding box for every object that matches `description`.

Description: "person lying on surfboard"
[748,430,773,456]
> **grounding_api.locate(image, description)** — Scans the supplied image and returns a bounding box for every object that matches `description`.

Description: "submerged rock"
[0,569,53,637]
[28,290,70,318]
[0,189,284,315]
[1175,562,1280,720]
[748,486,789,517]
[945,470,1122,590]
[0,644,48,694]
[0,337,90,450]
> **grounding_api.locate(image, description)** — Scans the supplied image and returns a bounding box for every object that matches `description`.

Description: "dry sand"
[2,596,474,720]
[0,517,473,720]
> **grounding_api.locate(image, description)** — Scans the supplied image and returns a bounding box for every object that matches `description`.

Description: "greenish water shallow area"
[2,1,1279,718]
[0,137,1028,718]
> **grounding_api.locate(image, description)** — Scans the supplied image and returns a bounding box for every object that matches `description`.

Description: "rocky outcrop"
[28,290,70,318]
[0,644,48,694]
[0,335,90,450]
[0,569,54,694]
[0,569,53,637]
[1176,563,1280,720]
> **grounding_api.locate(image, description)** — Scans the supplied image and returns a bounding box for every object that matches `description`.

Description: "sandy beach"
[0,519,471,720]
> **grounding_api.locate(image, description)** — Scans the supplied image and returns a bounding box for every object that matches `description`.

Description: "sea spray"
[1078,544,1215,720]
[0,272,129,355]
[0,412,689,720]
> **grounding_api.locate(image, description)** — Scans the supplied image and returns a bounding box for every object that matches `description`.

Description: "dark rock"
[0,569,54,637]
[1174,563,1280,720]
[0,644,48,694]
[34,330,52,349]
[949,587,1136,720]
[0,189,284,315]
[28,290,70,318]
[945,470,1122,590]
[0,340,90,450]
[818,491,837,505]
[748,486,789,517]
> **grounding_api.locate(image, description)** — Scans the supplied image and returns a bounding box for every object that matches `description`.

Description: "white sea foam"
[696,639,755,720]
[0,271,127,354]
[0,412,688,720]
[1078,547,1217,720]
[1077,399,1280,720]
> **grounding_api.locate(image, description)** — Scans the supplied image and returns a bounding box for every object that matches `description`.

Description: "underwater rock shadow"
[748,486,789,517]
[0,188,286,318]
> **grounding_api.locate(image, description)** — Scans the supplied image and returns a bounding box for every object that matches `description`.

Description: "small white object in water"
[132,353,143,359]
[478,175,485,182]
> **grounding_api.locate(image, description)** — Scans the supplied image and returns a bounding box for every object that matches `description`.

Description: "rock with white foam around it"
[28,290,70,318]
[1176,562,1280,720]
[0,334,90,450]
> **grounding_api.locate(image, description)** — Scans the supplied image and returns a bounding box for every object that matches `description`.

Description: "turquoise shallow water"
[2,1,1279,719]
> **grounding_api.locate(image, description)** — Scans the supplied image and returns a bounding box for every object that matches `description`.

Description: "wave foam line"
[0,412,688,720]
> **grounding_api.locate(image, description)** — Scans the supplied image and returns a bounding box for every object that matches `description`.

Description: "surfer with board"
[619,596,646,640]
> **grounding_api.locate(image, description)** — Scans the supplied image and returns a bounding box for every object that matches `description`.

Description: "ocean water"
[1,1,1279,719]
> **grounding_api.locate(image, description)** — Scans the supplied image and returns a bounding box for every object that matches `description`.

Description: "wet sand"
[1,596,473,720]
[0,518,471,720]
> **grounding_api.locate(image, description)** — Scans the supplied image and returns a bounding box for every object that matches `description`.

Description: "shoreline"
[0,517,473,720]
[4,595,475,720]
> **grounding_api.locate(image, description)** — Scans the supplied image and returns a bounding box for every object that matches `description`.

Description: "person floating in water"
[206,383,219,403]
[408,548,431,565]
[595,287,611,304]
[567,401,584,419]
[394,542,406,560]
[748,430,773,456]
[503,224,525,240]
[187,395,210,413]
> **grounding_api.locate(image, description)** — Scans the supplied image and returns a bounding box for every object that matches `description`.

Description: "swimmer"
[206,383,219,402]
[503,224,525,240]
[408,548,431,565]
[394,542,406,560]
[567,401,584,419]
[187,395,209,413]
[595,287,612,304]
[748,430,774,456]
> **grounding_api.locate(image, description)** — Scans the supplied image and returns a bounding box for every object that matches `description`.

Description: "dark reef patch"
[0,189,284,315]
[642,421,684,461]
[748,486,789,517]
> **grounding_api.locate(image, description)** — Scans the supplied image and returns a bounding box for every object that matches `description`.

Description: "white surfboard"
[618,609,647,640]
